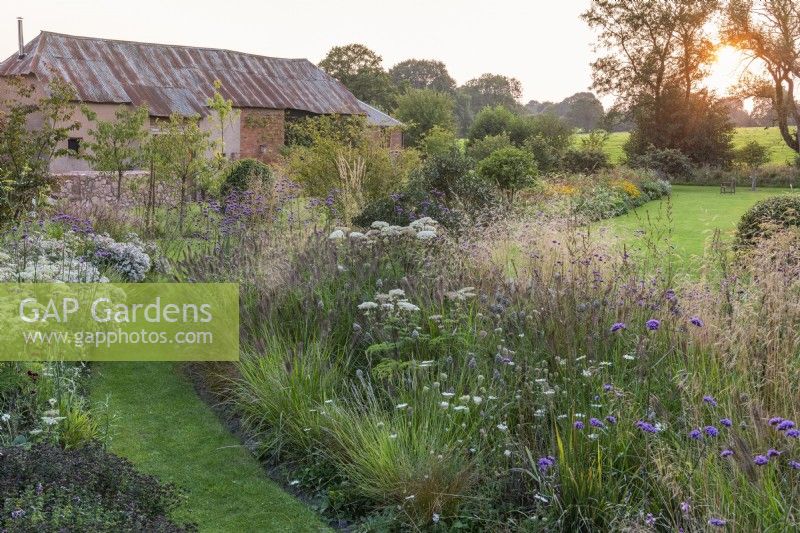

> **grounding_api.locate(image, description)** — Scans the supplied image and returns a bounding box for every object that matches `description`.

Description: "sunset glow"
[704,45,750,96]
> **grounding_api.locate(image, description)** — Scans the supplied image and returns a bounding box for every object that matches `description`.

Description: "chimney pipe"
[17,17,24,59]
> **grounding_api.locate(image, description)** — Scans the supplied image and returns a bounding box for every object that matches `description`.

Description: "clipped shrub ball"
[477,147,538,201]
[562,147,609,174]
[736,195,800,246]
[220,158,274,198]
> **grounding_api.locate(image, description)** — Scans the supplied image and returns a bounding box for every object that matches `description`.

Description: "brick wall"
[239,108,285,164]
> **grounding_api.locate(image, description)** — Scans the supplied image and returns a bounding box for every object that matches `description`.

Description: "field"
[578,126,799,165]
[605,185,798,263]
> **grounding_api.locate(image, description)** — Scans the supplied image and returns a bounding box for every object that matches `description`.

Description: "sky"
[0,0,599,104]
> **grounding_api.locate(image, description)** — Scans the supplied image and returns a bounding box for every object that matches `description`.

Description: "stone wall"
[53,171,176,210]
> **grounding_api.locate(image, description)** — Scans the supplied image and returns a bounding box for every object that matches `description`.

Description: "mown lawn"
[91,362,328,533]
[604,185,797,265]
[577,127,799,165]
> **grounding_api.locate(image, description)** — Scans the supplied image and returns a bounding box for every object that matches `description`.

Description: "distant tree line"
[317,44,608,140]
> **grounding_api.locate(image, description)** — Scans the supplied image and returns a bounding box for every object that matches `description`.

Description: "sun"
[703,45,749,95]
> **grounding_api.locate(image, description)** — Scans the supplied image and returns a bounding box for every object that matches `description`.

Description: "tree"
[389,59,456,93]
[151,114,214,232]
[583,0,719,109]
[319,44,396,110]
[477,147,537,202]
[467,106,516,142]
[625,85,734,166]
[462,74,523,113]
[393,89,456,146]
[584,0,732,165]
[734,140,770,189]
[0,77,81,221]
[419,125,459,158]
[723,0,800,154]
[86,105,148,200]
[525,92,605,131]
[206,79,239,159]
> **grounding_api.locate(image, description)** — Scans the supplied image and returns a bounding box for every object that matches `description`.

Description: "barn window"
[67,137,82,154]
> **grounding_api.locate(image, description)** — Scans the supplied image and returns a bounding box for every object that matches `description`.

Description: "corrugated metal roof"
[358,99,403,127]
[0,31,367,117]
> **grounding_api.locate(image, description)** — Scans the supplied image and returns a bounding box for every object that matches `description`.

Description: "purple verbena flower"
[603,383,613,392]
[789,460,800,470]
[703,395,718,407]
[786,429,800,438]
[605,415,617,425]
[768,417,784,426]
[680,501,690,515]
[754,454,769,466]
[645,319,661,331]
[705,426,719,437]
[708,518,726,528]
[720,449,734,458]
[636,420,659,434]
[689,316,704,327]
[574,420,585,430]
[589,417,604,428]
[610,322,626,333]
[777,420,795,431]
[537,456,555,472]
[767,448,782,458]
[689,428,702,440]
[720,418,732,427]
[645,513,655,526]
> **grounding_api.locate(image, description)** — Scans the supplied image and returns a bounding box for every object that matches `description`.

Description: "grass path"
[91,362,328,532]
[603,185,797,267]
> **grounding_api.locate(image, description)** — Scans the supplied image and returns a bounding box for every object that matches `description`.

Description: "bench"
[720,181,736,194]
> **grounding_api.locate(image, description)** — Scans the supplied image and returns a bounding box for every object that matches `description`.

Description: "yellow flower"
[610,179,641,198]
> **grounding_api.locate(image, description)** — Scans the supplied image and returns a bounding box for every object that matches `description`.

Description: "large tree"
[723,0,800,154]
[461,74,523,113]
[583,0,733,164]
[319,44,396,110]
[389,59,456,93]
[393,89,456,147]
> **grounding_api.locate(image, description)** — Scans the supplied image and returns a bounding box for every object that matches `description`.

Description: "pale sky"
[1,0,598,104]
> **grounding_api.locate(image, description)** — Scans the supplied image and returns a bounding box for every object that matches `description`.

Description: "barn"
[0,27,403,174]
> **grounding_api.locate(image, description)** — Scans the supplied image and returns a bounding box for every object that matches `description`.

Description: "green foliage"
[0,444,190,531]
[0,77,81,223]
[625,86,735,167]
[420,148,476,199]
[418,125,459,158]
[462,73,523,113]
[563,130,611,173]
[466,133,513,162]
[286,115,420,209]
[149,114,214,231]
[85,105,149,199]
[220,159,274,198]
[734,140,770,169]
[393,89,456,147]
[631,147,695,179]
[205,79,240,159]
[736,195,800,246]
[467,105,516,142]
[477,147,538,200]
[318,43,396,110]
[389,59,456,93]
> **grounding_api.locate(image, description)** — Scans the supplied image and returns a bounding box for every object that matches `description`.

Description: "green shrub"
[220,159,274,198]
[466,133,512,161]
[630,147,695,180]
[562,147,609,174]
[419,125,459,158]
[0,444,190,531]
[736,195,800,246]
[477,147,538,201]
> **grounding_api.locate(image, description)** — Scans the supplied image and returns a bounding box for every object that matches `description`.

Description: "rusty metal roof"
[358,100,403,127]
[0,31,367,117]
